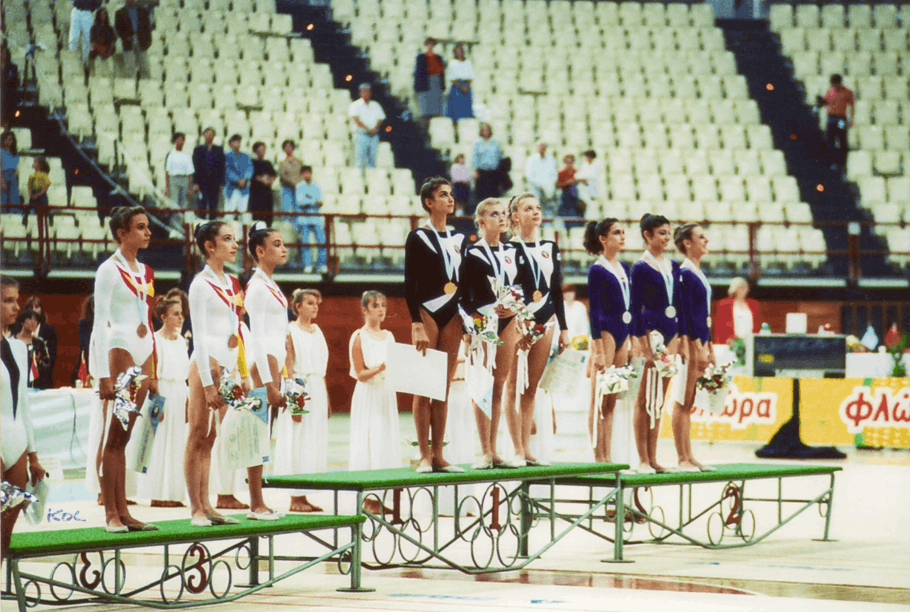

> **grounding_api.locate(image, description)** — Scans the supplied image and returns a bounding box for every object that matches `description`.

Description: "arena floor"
[7,414,910,612]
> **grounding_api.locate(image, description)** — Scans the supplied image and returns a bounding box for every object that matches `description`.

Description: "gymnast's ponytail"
[583,218,619,255]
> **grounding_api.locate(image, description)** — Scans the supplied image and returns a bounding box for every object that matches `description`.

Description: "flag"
[860,324,879,351]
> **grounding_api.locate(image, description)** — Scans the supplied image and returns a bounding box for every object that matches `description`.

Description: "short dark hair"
[228,134,242,144]
[301,165,313,173]
[172,132,186,143]
[108,205,147,243]
[639,213,670,239]
[34,156,50,174]
[0,276,19,290]
[16,307,41,326]
[419,177,451,212]
[583,149,596,160]
[282,139,295,150]
[830,74,842,86]
[252,141,265,153]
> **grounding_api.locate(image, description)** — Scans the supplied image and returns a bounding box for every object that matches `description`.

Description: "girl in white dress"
[277,289,330,513]
[140,289,190,506]
[348,291,401,481]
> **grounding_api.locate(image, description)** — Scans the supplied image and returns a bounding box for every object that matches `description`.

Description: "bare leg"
[1,452,28,560]
[412,311,441,470]
[519,325,556,462]
[430,314,463,469]
[489,320,518,463]
[185,360,222,521]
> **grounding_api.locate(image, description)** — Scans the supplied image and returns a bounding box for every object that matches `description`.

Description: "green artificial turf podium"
[558,463,842,487]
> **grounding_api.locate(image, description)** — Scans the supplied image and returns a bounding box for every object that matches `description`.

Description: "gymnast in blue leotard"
[629,214,688,474]
[672,223,716,473]
[584,218,633,463]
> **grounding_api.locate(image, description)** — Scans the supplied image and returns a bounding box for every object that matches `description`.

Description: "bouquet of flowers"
[467,313,503,346]
[111,365,147,430]
[492,283,526,314]
[695,362,733,415]
[650,335,679,379]
[570,335,590,351]
[218,373,258,411]
[0,481,38,513]
[728,337,747,365]
[598,364,637,395]
[284,377,310,416]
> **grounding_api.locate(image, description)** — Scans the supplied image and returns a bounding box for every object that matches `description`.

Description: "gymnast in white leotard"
[185,221,243,527]
[241,221,290,521]
[91,206,158,533]
[1,276,46,560]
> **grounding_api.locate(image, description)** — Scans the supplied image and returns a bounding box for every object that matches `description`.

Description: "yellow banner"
[800,378,910,449]
[659,376,792,443]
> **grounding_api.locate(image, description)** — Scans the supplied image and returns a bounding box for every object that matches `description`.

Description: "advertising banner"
[659,376,792,443]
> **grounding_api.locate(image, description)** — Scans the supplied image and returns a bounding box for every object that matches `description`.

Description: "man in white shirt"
[574,149,600,215]
[348,83,385,170]
[525,140,558,218]
[164,132,196,228]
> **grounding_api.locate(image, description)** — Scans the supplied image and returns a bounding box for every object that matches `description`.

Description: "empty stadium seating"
[769,2,909,268]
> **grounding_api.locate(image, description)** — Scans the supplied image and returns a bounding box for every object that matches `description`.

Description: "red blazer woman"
[714,297,760,344]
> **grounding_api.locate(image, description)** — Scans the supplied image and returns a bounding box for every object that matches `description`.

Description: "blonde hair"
[473,197,503,230]
[156,288,188,319]
[508,193,539,230]
[728,277,749,297]
[291,288,322,314]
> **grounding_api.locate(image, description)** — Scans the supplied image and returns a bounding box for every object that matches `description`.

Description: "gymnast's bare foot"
[652,462,667,473]
[151,500,185,508]
[216,495,249,510]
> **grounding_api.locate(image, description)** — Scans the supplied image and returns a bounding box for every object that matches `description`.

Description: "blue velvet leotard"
[587,260,632,347]
[630,258,686,344]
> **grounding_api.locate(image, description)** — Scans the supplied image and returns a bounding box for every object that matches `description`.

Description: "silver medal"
[622,311,632,324]
[665,306,677,319]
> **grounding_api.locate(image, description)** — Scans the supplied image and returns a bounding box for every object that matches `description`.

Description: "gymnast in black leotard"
[458,198,519,469]
[404,177,466,473]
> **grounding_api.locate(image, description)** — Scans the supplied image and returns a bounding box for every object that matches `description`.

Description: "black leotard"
[404,224,467,329]
[512,239,568,330]
[459,238,518,335]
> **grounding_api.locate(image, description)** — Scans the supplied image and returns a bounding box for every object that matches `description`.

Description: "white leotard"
[189,265,241,387]
[244,269,288,385]
[1,337,36,466]
[90,250,155,379]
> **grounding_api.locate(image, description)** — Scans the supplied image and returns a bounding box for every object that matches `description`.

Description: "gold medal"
[137,324,148,338]
[444,282,457,295]
[533,290,543,302]
[228,334,239,349]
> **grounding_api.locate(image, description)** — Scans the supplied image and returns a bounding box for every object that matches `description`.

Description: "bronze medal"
[228,334,239,349]
[137,324,148,338]
[533,290,543,302]
[444,282,457,295]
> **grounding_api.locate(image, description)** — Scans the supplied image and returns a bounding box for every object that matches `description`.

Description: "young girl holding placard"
[277,288,330,513]
[348,291,401,483]
[140,289,190,507]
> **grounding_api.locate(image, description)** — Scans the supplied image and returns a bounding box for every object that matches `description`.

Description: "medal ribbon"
[642,250,674,307]
[479,239,504,287]
[518,240,543,294]
[425,222,457,282]
[204,266,240,337]
[597,256,630,311]
[113,250,149,325]
[253,268,287,307]
[681,258,712,304]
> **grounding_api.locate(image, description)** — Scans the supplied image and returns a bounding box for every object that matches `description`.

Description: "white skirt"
[138,380,188,502]
[273,377,328,499]
[348,380,401,471]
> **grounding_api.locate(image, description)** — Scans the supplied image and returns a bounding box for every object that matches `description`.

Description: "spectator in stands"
[450,153,471,213]
[349,84,385,171]
[415,37,445,130]
[575,150,599,215]
[224,135,253,223]
[114,0,151,78]
[294,165,327,273]
[71,294,94,386]
[472,123,503,204]
[14,297,57,389]
[69,0,101,61]
[557,154,582,226]
[445,44,474,125]
[27,157,51,219]
[821,74,854,173]
[714,277,761,345]
[525,140,558,218]
[193,127,226,218]
[277,140,302,214]
[0,45,19,129]
[89,8,116,61]
[165,132,196,225]
[249,142,277,224]
[15,308,51,389]
[1,131,20,213]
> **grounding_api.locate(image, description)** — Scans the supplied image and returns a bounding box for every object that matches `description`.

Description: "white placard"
[385,343,448,401]
[786,312,808,334]
[539,348,587,397]
[466,361,495,417]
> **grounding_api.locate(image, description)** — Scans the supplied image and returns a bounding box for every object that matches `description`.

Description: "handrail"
[2,205,907,282]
